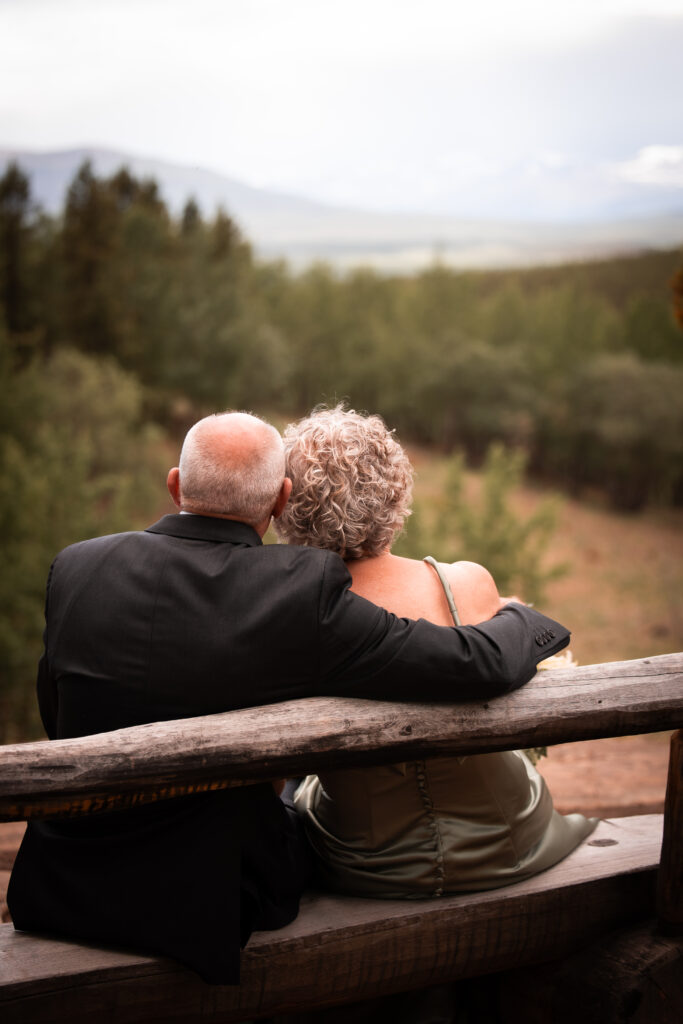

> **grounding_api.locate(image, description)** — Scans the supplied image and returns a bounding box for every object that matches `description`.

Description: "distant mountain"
[2,146,682,271]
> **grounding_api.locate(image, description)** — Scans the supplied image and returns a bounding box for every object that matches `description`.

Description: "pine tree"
[0,162,32,336]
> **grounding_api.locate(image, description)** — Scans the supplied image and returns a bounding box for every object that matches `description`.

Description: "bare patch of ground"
[540,731,671,819]
[0,822,26,923]
[526,492,683,667]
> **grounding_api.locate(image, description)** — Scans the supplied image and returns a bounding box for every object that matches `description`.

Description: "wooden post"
[657,729,683,934]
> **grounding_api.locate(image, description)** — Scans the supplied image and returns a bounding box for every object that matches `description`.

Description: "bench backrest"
[0,653,681,822]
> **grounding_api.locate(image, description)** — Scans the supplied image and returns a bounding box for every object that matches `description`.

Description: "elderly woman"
[274,406,596,899]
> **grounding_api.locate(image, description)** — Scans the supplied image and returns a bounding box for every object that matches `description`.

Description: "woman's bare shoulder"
[438,559,501,624]
[446,559,496,584]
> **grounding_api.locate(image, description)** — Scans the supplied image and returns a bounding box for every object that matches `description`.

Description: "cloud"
[613,146,683,187]
[2,2,682,220]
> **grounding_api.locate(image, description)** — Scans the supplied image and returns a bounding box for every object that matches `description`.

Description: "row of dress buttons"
[415,762,447,898]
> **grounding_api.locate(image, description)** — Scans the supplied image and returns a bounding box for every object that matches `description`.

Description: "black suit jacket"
[9,514,570,982]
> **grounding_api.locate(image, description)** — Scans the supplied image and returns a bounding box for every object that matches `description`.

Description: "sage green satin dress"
[294,558,598,899]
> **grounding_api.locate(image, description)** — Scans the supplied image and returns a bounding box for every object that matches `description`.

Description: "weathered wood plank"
[0,816,663,1023]
[495,922,683,1023]
[0,654,681,821]
[658,729,683,932]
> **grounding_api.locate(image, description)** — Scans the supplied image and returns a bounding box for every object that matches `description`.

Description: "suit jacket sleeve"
[316,553,570,701]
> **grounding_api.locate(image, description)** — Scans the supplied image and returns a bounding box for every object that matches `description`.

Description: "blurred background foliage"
[1,159,682,740]
[394,446,567,606]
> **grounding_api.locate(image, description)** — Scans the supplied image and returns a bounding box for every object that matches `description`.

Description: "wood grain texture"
[0,653,681,821]
[496,922,683,1024]
[0,816,663,1023]
[658,729,683,932]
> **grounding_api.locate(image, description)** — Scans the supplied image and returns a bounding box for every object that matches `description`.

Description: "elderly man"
[9,412,570,983]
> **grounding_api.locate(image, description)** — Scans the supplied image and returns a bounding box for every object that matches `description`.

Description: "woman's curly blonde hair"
[274,405,413,560]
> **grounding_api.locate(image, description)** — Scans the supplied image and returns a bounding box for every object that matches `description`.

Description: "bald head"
[175,412,286,527]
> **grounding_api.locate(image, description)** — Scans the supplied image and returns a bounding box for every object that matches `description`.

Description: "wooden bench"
[0,652,681,1022]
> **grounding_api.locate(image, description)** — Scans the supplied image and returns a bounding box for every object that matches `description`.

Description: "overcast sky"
[2,0,683,218]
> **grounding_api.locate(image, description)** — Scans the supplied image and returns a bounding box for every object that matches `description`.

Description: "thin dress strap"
[423,556,462,626]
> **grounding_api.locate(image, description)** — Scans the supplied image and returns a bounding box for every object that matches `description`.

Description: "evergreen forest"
[1,159,682,740]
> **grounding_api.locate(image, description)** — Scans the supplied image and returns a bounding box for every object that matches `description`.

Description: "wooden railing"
[1,653,681,822]
[0,653,681,1022]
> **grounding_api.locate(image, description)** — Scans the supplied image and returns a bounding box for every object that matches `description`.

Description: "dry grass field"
[406,446,683,666]
[523,487,680,817]
[521,490,682,666]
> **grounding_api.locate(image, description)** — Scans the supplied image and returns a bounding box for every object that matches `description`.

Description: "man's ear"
[167,468,182,508]
[272,477,292,519]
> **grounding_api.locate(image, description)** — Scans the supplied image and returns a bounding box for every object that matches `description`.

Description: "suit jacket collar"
[145,513,263,547]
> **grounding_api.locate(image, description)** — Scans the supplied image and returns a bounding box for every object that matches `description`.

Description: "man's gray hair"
[178,412,285,525]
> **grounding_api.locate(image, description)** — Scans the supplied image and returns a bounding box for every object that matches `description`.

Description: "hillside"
[2,145,682,271]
